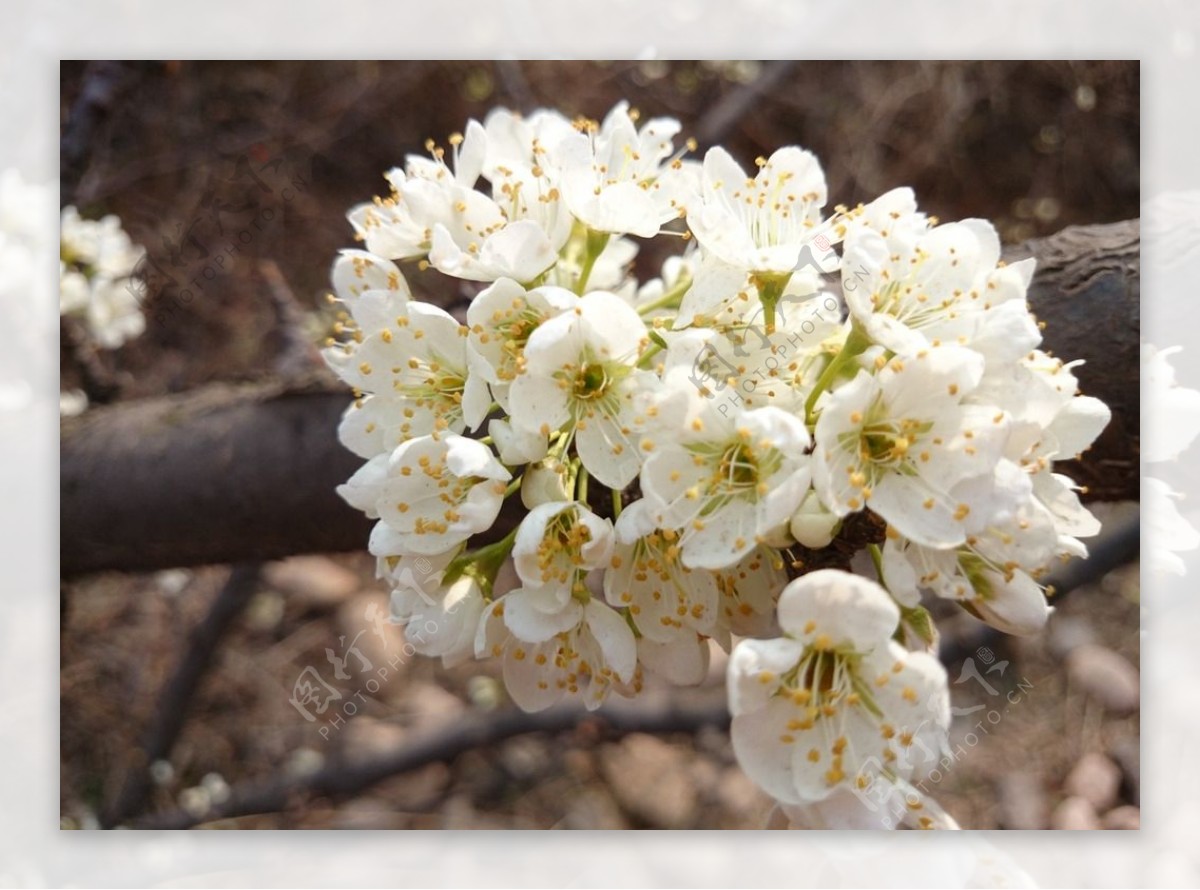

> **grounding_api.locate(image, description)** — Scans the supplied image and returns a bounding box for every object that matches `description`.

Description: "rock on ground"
[599,733,698,829]
[1064,752,1123,812]
[265,555,361,608]
[1066,644,1140,715]
[1052,796,1101,830]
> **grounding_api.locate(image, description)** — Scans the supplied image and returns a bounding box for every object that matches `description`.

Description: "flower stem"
[868,543,884,581]
[446,527,518,599]
[576,465,589,505]
[804,322,871,426]
[752,272,791,334]
[637,274,692,317]
[575,229,611,295]
[637,340,665,369]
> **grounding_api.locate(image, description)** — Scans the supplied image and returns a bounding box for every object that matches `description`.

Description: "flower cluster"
[60,205,146,349]
[326,103,1109,828]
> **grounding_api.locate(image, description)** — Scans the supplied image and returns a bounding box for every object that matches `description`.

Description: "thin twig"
[60,316,120,405]
[494,60,535,112]
[694,61,798,147]
[130,695,730,829]
[102,563,263,827]
[60,61,139,208]
[258,259,325,377]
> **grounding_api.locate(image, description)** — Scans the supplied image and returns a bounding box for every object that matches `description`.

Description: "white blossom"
[813,346,1008,548]
[728,570,949,811]
[639,396,812,570]
[465,277,577,406]
[59,205,146,349]
[326,300,490,458]
[476,594,637,711]
[340,433,510,556]
[687,145,829,275]
[842,217,1041,364]
[321,103,1117,831]
[555,102,696,238]
[508,290,656,489]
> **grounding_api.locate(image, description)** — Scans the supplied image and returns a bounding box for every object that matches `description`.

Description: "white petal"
[870,473,967,549]
[444,435,510,481]
[478,219,558,283]
[1050,395,1111,459]
[731,697,805,805]
[970,571,1050,636]
[584,600,637,682]
[503,640,566,711]
[489,418,548,464]
[682,498,757,569]
[776,569,899,650]
[637,634,710,685]
[575,411,642,489]
[727,636,805,716]
[503,588,583,643]
[336,453,390,516]
[579,290,648,361]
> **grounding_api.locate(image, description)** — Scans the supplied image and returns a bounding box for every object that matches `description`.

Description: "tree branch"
[101,563,263,827]
[61,373,371,576]
[128,695,730,829]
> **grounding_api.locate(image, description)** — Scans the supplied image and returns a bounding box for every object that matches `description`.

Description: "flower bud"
[789,492,839,549]
[521,461,571,509]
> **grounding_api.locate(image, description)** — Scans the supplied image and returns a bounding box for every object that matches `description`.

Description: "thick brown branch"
[1003,219,1140,500]
[60,221,1139,577]
[61,373,371,576]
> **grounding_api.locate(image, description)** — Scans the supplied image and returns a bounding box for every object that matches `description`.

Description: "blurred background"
[59,60,1140,830]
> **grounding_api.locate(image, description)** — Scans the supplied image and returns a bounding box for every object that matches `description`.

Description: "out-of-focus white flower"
[0,171,55,338]
[1145,476,1200,575]
[58,389,88,417]
[59,205,146,348]
[1144,344,1200,462]
[728,570,949,815]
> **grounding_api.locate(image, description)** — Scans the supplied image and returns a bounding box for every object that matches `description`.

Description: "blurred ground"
[59,60,1140,830]
[59,511,1140,830]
